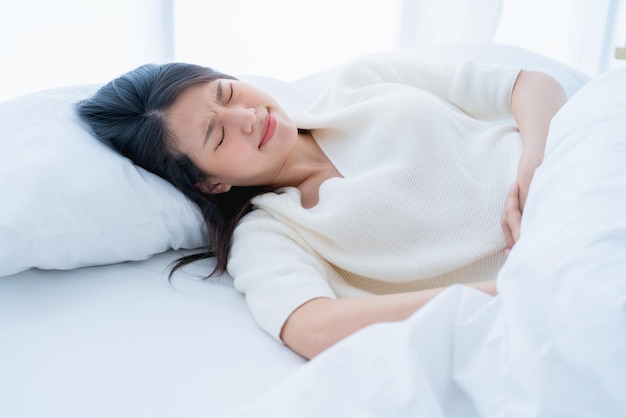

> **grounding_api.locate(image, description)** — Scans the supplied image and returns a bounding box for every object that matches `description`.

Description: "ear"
[194,180,232,195]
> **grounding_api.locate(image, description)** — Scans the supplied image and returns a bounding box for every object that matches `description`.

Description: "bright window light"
[173,0,403,81]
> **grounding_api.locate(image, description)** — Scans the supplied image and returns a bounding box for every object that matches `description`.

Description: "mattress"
[0,251,304,417]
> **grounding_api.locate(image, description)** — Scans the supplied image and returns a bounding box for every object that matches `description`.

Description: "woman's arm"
[503,70,567,248]
[511,70,567,207]
[281,281,496,359]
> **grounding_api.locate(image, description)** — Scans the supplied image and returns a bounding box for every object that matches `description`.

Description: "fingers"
[506,182,521,241]
[501,182,522,252]
[501,218,515,249]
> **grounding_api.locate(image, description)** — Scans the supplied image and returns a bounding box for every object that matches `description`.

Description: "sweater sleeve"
[228,208,337,342]
[335,56,522,120]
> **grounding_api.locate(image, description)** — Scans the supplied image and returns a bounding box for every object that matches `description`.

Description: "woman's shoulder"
[233,188,313,247]
[239,188,301,222]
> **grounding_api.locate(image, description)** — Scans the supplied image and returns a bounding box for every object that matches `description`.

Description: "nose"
[223,106,256,134]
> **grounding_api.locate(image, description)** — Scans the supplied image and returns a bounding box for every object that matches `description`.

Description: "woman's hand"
[501,149,542,251]
[501,182,522,253]
[515,150,543,211]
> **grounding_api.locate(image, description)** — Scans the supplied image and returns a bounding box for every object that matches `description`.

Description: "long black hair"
[76,63,272,278]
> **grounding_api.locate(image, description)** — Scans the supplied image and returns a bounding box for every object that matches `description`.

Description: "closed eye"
[227,83,233,104]
[217,126,225,148]
[215,82,232,149]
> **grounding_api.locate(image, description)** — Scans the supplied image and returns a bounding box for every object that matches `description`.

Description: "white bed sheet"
[0,250,305,417]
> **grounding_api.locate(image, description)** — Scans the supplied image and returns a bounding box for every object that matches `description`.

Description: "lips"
[259,110,276,149]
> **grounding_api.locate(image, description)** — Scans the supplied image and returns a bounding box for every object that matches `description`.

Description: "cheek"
[227,139,258,163]
[274,115,296,138]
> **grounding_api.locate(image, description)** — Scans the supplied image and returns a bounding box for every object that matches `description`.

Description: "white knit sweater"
[229,55,523,341]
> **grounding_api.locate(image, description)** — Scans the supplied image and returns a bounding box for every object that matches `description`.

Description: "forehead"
[166,80,217,148]
[169,80,216,116]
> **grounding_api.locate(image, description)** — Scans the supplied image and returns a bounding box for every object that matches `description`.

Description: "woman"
[77,54,566,359]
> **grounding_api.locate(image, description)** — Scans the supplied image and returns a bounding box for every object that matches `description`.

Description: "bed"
[1,43,624,418]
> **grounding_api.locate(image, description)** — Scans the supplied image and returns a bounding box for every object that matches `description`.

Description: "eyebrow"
[203,81,223,146]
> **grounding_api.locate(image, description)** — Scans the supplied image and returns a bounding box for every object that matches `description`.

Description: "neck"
[270,130,337,189]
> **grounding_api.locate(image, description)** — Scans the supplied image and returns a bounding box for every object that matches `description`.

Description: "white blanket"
[224,68,626,418]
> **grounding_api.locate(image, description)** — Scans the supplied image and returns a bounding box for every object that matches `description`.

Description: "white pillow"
[0,85,209,277]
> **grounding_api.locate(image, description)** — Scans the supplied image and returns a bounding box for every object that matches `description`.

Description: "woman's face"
[167,79,299,194]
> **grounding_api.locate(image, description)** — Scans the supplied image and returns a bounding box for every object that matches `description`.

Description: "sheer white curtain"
[399,0,625,76]
[494,0,622,76]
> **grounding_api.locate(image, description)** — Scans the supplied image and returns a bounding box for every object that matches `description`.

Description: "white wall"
[0,0,171,101]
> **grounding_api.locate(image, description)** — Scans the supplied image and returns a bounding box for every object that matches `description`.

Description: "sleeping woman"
[76,54,566,359]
